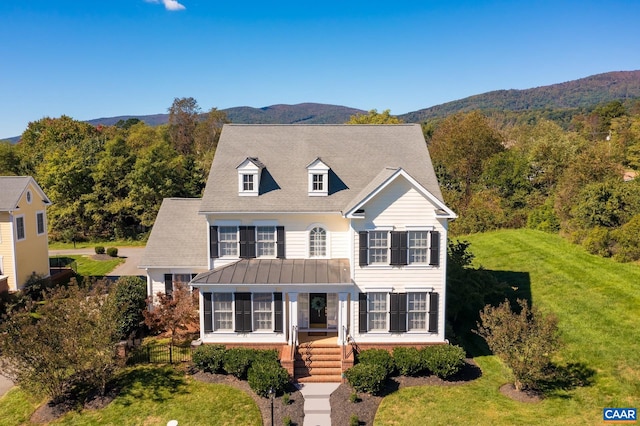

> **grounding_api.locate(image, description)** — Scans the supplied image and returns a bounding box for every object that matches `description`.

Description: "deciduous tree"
[346,109,403,124]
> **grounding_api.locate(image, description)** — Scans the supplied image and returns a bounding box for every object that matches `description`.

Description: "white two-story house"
[141,124,456,381]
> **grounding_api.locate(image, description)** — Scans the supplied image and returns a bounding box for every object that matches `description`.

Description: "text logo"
[603,408,637,423]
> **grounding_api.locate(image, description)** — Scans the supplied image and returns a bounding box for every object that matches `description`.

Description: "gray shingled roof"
[191,258,351,285]
[200,124,443,213]
[139,198,209,268]
[0,176,50,211]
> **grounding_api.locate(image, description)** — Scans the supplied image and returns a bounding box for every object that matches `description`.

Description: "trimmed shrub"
[113,276,147,340]
[393,347,423,376]
[283,416,292,426]
[223,347,255,379]
[251,348,279,364]
[247,360,290,398]
[107,247,119,257]
[344,363,387,395]
[95,246,105,255]
[357,348,395,376]
[421,344,466,379]
[192,344,226,373]
[350,415,360,426]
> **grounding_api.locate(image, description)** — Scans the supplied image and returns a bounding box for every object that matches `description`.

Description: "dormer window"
[237,157,264,196]
[307,158,329,196]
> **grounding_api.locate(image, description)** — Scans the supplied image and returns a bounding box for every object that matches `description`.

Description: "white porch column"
[338,292,349,346]
[198,289,205,341]
[288,292,298,345]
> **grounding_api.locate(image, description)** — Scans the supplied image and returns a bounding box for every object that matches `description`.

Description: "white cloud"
[145,0,186,11]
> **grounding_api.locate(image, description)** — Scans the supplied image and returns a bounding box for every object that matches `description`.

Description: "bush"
[582,226,612,257]
[247,360,290,398]
[357,348,395,376]
[107,247,119,257]
[113,276,147,340]
[223,347,255,379]
[344,363,387,395]
[95,246,105,255]
[251,349,279,364]
[421,344,466,379]
[393,347,423,376]
[283,416,292,426]
[475,299,560,391]
[350,415,360,426]
[282,392,290,405]
[192,344,226,373]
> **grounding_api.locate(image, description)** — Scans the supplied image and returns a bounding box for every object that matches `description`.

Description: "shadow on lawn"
[115,365,188,406]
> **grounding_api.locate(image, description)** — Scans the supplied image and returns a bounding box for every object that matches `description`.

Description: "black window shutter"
[239,226,256,259]
[203,293,213,333]
[358,231,369,266]
[164,274,173,296]
[234,292,252,332]
[390,231,408,266]
[428,292,439,333]
[429,231,440,266]
[358,293,368,333]
[389,293,407,332]
[273,292,283,332]
[210,226,219,258]
[276,226,285,259]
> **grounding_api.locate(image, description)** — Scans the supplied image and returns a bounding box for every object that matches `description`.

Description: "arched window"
[309,227,327,257]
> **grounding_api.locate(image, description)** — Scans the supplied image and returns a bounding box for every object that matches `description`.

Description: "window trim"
[368,230,390,265]
[213,292,234,331]
[407,292,428,331]
[15,215,26,241]
[36,211,46,236]
[367,292,388,332]
[252,292,274,332]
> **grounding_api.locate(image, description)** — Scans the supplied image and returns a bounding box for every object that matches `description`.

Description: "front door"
[309,293,327,328]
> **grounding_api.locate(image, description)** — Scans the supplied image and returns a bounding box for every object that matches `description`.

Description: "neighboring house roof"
[199,124,444,214]
[139,198,209,268]
[0,176,51,211]
[191,258,352,285]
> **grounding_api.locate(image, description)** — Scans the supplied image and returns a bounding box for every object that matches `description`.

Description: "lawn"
[375,229,640,425]
[51,255,124,277]
[0,365,262,426]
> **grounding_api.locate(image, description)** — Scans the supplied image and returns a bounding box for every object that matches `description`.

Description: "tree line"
[0,98,228,241]
[427,100,640,262]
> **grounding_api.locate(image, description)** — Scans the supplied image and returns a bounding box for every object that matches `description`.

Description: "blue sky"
[1,0,639,139]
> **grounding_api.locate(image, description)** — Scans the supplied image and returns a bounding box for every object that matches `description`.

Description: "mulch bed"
[498,383,542,403]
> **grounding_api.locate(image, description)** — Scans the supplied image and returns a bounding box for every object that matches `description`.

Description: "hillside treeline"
[428,100,640,262]
[0,98,227,241]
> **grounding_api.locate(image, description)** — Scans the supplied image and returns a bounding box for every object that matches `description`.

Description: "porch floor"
[297,332,338,346]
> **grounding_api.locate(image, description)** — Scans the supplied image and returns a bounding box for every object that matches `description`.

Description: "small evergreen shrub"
[344,363,387,395]
[95,246,106,255]
[107,247,119,257]
[350,414,360,426]
[283,416,292,426]
[251,348,279,364]
[282,392,290,405]
[357,348,395,376]
[421,344,466,379]
[223,347,255,379]
[192,344,226,373]
[393,347,423,376]
[349,391,359,403]
[247,360,290,398]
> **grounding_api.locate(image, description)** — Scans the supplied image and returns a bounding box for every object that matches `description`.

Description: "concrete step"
[295,367,342,376]
[296,352,342,361]
[297,375,343,383]
[296,347,341,356]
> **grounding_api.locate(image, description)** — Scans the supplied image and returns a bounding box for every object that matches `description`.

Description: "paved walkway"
[298,382,340,426]
[0,374,13,398]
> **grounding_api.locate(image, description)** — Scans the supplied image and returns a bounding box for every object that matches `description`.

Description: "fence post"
[169,345,173,364]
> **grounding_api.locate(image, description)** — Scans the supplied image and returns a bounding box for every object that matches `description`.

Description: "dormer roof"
[237,157,265,170]
[200,124,446,214]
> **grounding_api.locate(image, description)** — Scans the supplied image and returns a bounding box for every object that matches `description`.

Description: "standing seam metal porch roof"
[199,124,443,214]
[191,258,352,285]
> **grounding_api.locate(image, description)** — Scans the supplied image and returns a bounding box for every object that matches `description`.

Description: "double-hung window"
[408,231,429,264]
[253,293,273,330]
[16,216,25,241]
[256,226,276,257]
[368,231,388,264]
[368,292,387,331]
[36,212,45,235]
[407,292,428,330]
[214,293,233,330]
[312,174,324,191]
[219,226,238,257]
[242,174,254,191]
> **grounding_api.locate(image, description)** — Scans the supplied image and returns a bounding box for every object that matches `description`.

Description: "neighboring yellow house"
[0,176,51,292]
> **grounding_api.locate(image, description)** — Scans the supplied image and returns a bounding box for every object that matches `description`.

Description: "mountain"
[399,70,640,123]
[84,103,366,129]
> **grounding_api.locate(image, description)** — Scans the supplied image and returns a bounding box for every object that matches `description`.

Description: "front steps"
[294,341,343,383]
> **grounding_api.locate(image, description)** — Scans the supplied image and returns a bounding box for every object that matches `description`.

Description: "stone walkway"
[297,382,340,426]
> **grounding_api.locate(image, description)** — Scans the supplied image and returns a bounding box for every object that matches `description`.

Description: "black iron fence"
[127,344,194,365]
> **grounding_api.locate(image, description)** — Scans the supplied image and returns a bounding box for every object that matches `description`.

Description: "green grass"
[51,255,124,276]
[48,240,145,250]
[375,229,640,425]
[0,365,262,426]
